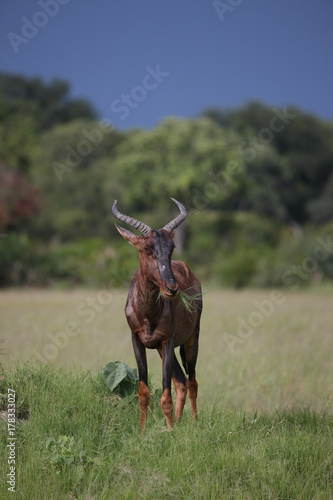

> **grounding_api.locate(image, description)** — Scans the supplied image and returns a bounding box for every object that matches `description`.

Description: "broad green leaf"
[101,361,138,396]
[102,362,127,391]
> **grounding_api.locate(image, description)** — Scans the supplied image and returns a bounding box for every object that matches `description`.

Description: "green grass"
[0,287,332,498]
[0,363,332,499]
[1,287,332,412]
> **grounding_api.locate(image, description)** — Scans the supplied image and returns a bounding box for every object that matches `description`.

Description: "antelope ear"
[114,223,141,248]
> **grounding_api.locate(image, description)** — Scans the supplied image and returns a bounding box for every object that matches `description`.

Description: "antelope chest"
[138,318,170,349]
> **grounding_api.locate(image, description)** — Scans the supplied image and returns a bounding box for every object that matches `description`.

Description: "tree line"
[0,72,333,288]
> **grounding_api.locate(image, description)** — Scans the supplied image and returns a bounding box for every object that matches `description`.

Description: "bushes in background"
[1,215,332,289]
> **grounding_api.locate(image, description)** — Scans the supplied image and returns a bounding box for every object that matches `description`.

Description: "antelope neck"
[136,268,162,323]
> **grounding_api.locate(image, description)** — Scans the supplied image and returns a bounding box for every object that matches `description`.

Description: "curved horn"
[162,198,187,233]
[112,200,152,236]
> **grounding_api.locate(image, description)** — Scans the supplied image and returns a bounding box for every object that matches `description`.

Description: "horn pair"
[112,198,187,235]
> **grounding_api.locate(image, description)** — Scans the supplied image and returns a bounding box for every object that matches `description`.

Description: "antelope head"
[112,198,187,299]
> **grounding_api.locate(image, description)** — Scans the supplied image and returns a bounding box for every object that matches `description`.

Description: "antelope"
[112,198,202,431]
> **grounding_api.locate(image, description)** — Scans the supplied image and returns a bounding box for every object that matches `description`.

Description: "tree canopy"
[0,73,333,287]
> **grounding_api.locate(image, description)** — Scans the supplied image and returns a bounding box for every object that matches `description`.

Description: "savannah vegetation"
[1,73,333,498]
[1,288,333,498]
[1,363,332,499]
[1,73,333,289]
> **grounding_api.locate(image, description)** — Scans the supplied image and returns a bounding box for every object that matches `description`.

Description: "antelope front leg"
[172,355,188,422]
[161,335,175,430]
[181,324,200,422]
[188,373,198,421]
[132,332,150,432]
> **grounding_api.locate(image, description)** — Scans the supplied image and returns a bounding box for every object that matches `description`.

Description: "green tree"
[109,117,245,212]
[0,73,97,131]
[0,95,42,230]
[30,119,124,240]
[307,173,333,224]
[203,103,333,224]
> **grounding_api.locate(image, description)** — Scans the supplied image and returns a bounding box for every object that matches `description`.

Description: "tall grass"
[0,287,332,497]
[0,363,332,499]
[1,287,332,412]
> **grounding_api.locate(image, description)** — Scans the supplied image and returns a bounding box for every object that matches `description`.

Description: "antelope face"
[143,229,179,299]
[112,198,187,299]
[115,226,179,299]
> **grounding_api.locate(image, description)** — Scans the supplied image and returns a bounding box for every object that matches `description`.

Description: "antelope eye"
[144,246,152,254]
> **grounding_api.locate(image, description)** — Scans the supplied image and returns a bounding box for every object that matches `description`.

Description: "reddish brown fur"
[115,225,202,430]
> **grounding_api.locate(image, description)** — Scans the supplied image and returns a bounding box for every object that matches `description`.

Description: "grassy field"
[0,287,333,498]
[0,364,332,499]
[1,287,332,412]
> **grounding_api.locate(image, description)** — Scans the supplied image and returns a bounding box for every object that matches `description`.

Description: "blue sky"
[0,0,332,130]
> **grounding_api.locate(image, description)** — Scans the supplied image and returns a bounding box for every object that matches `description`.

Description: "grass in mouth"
[178,288,202,312]
[157,287,202,312]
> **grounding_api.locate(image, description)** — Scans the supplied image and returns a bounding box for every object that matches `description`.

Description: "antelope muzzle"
[157,260,179,299]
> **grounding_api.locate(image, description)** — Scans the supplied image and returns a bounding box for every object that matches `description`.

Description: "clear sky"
[0,0,332,130]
